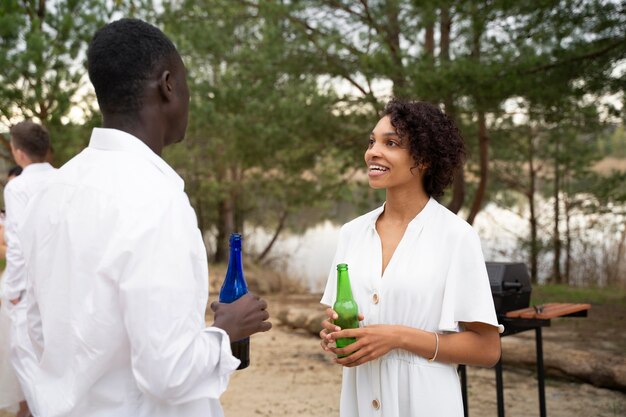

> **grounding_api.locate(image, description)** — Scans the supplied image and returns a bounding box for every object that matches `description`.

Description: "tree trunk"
[527,132,539,285]
[214,156,236,263]
[215,194,235,263]
[610,225,626,287]
[440,6,451,59]
[443,101,465,214]
[564,181,572,285]
[233,165,244,235]
[440,6,465,213]
[466,111,488,224]
[553,136,562,284]
[425,25,434,57]
[424,5,435,58]
[256,209,289,264]
[466,6,488,224]
[384,1,406,95]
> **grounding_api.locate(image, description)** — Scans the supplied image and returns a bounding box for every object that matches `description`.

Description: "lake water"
[245,199,625,290]
[245,203,539,291]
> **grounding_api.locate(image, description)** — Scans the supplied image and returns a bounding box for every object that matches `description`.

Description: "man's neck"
[102,111,164,156]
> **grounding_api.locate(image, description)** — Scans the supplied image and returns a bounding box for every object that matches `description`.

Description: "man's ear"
[158,70,173,102]
[11,146,27,167]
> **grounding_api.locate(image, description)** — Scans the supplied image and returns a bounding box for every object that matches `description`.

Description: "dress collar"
[88,128,184,191]
[367,197,437,231]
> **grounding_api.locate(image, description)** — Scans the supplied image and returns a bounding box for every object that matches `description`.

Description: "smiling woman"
[318,98,502,417]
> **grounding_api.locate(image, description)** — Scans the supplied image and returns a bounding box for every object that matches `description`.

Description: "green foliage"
[160,0,366,259]
[0,0,149,164]
[1,0,624,276]
[531,284,626,306]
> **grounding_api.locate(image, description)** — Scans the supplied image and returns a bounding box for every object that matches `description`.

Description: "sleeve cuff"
[203,326,241,381]
[438,318,505,334]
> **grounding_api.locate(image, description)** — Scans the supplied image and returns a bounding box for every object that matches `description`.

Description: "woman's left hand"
[328,325,399,367]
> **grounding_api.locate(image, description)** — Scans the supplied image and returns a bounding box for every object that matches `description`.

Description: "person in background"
[2,121,56,417]
[0,165,22,256]
[16,18,271,417]
[0,165,27,417]
[319,99,502,417]
[0,167,23,258]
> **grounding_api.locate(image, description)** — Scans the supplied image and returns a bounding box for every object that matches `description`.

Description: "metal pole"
[535,327,547,417]
[496,359,505,417]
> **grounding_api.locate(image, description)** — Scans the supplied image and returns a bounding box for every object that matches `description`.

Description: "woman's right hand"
[319,307,364,353]
[320,308,340,353]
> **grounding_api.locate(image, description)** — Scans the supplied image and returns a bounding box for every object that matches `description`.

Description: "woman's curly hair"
[383,98,466,198]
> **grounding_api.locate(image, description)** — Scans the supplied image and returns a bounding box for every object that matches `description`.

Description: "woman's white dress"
[321,198,503,417]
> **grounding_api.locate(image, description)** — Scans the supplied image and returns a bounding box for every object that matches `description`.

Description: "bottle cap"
[337,263,348,270]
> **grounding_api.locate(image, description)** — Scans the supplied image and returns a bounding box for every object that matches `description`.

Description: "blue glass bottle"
[219,233,250,370]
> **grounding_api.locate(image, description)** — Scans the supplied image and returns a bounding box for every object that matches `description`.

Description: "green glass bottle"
[333,263,359,357]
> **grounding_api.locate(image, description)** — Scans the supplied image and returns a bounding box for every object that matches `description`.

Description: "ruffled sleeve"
[438,226,504,334]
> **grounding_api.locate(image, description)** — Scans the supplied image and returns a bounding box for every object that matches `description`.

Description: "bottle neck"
[226,244,243,276]
[220,235,248,303]
[336,269,353,301]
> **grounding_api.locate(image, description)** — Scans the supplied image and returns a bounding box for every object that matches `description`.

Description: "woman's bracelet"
[428,332,439,362]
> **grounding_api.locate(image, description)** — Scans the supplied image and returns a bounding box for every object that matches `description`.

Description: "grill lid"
[486,262,532,314]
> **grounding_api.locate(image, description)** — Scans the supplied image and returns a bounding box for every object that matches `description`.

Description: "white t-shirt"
[18,128,239,417]
[321,197,502,417]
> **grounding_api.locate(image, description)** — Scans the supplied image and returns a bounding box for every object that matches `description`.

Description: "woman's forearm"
[395,323,501,367]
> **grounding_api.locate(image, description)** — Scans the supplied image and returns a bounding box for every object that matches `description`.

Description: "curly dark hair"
[87,18,178,115]
[383,98,466,198]
[10,121,50,162]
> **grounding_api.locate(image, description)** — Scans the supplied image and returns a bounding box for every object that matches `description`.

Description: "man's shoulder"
[54,148,186,207]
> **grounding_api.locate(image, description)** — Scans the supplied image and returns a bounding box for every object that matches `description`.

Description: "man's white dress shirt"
[2,162,56,302]
[2,162,56,411]
[321,198,503,417]
[18,128,239,417]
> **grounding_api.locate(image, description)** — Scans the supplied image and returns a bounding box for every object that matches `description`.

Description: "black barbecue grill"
[460,262,590,417]
[486,262,532,315]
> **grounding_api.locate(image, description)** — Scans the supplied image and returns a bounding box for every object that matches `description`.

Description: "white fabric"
[1,162,56,412]
[2,162,56,302]
[17,128,239,417]
[321,198,503,417]
[0,277,23,412]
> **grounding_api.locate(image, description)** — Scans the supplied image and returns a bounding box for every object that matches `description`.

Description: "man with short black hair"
[18,18,271,417]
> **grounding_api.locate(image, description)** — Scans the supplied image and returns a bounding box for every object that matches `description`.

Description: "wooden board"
[505,302,591,319]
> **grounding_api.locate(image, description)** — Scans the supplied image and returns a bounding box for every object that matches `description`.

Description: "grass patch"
[531,284,626,306]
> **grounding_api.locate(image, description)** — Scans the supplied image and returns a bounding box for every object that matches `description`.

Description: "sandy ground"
[219,294,626,417]
[220,324,626,417]
[2,293,625,417]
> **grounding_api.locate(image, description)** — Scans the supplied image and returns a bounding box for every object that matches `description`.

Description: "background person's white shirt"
[2,162,56,302]
[1,161,56,412]
[18,128,239,417]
